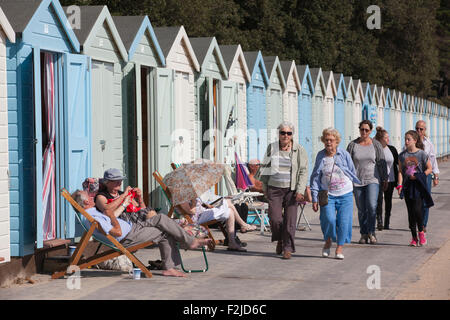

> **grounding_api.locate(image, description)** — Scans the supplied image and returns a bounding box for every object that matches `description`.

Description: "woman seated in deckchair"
[95,168,154,224]
[178,197,256,252]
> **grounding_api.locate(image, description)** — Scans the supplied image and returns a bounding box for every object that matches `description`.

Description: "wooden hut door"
[63,53,92,238]
[91,60,115,177]
[152,68,174,210]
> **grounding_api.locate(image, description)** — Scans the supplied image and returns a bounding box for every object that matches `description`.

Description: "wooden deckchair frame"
[152,170,227,251]
[52,188,153,279]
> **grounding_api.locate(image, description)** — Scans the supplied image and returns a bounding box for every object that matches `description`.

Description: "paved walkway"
[1,160,449,300]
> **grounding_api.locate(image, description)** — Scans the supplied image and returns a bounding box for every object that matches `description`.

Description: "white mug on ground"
[129,267,141,280]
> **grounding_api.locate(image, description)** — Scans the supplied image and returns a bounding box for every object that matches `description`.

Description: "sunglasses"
[279,131,293,136]
[416,127,425,131]
[359,128,370,133]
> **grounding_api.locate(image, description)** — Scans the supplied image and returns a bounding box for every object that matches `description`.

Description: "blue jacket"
[310,148,361,203]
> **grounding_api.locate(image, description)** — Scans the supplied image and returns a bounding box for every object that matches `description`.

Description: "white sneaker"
[335,253,344,260]
[322,248,330,258]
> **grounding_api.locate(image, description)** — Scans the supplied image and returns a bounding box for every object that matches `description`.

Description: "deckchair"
[52,188,153,279]
[152,170,227,251]
[169,163,228,240]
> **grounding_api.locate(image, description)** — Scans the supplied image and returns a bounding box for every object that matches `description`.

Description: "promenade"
[1,160,449,300]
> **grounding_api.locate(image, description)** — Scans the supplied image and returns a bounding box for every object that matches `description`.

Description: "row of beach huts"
[0,0,449,262]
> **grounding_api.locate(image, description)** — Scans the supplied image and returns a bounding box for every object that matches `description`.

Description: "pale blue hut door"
[91,60,114,177]
[32,48,44,248]
[63,53,92,238]
[152,67,174,210]
[255,86,267,160]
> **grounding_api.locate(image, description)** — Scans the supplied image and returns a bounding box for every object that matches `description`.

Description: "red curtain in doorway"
[42,53,56,241]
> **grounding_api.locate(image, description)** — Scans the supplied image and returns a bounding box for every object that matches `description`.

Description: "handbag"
[318,159,336,207]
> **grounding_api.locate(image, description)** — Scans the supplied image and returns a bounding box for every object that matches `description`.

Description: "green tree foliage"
[60,0,448,106]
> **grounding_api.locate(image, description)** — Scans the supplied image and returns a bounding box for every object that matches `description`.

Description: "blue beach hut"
[3,0,90,255]
[309,68,327,158]
[0,5,15,264]
[401,93,408,146]
[333,72,347,147]
[243,51,270,160]
[383,88,392,135]
[295,64,314,172]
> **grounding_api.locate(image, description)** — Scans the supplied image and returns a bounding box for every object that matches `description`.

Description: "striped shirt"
[268,150,292,188]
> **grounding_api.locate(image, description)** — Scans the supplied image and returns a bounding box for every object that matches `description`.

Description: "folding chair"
[296,202,312,231]
[152,170,227,251]
[52,188,153,279]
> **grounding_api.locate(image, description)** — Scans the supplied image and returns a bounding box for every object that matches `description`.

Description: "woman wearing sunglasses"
[347,120,388,245]
[255,121,308,259]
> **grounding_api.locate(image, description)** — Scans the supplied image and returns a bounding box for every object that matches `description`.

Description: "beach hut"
[407,95,414,133]
[342,76,355,147]
[376,85,385,129]
[433,102,438,154]
[322,71,336,130]
[0,6,15,263]
[243,51,270,160]
[3,0,90,255]
[401,93,409,146]
[309,68,327,158]
[332,72,347,148]
[264,56,286,144]
[189,37,230,167]
[383,88,392,135]
[113,15,165,202]
[352,79,364,141]
[370,84,379,136]
[219,44,251,162]
[295,64,313,170]
[361,82,374,128]
[153,26,200,169]
[393,90,403,149]
[68,6,128,180]
[413,96,419,127]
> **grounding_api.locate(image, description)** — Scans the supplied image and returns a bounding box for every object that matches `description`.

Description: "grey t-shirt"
[353,143,379,186]
[398,150,429,181]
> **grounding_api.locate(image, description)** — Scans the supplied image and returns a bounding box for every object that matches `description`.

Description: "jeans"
[319,192,354,246]
[354,183,380,235]
[422,174,432,227]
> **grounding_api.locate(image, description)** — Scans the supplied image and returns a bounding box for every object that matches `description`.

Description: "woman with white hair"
[256,121,308,260]
[310,128,361,260]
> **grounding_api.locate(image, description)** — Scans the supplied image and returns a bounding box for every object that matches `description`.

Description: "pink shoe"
[418,231,427,246]
[409,238,418,247]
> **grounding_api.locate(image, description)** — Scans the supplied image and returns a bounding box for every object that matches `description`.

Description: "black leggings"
[404,195,424,239]
[376,182,395,225]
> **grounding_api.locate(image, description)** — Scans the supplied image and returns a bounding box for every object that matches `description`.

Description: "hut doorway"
[38,51,63,243]
[139,65,153,205]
